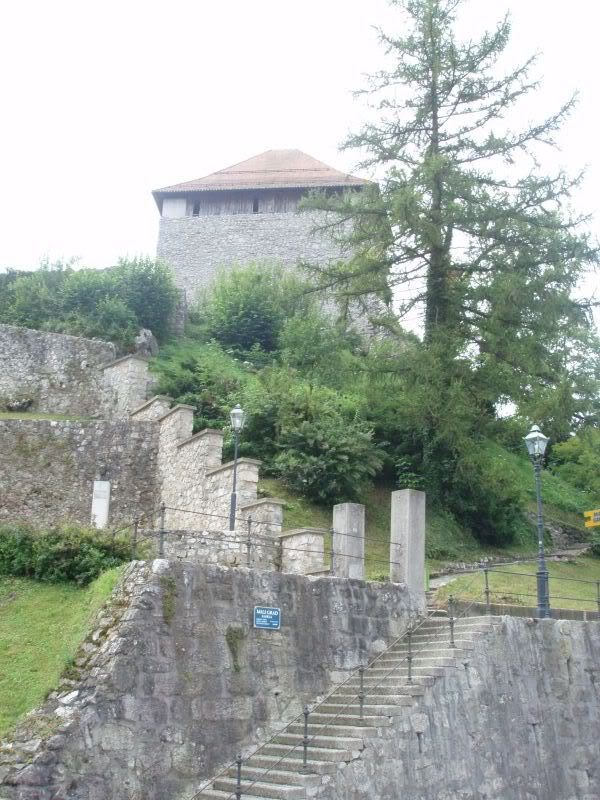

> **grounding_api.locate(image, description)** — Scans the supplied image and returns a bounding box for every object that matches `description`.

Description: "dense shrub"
[0,524,132,585]
[199,264,310,352]
[273,417,383,504]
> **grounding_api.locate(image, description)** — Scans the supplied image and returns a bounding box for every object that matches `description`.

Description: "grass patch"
[436,556,600,612]
[159,575,177,624]
[0,566,124,736]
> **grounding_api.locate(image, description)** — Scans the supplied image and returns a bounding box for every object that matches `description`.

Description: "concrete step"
[213,777,305,799]
[310,698,396,728]
[247,754,339,776]
[286,722,378,738]
[417,616,499,630]
[382,644,474,658]
[260,743,353,763]
[274,733,364,751]
[305,711,392,727]
[322,697,413,711]
[330,686,420,700]
[344,666,447,684]
[226,765,322,788]
[334,680,432,696]
[365,655,459,670]
[391,632,479,647]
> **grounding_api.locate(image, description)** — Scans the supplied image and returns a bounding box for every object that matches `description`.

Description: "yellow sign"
[584,509,600,528]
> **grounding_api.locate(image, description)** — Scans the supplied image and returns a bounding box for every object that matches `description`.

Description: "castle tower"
[153,149,370,301]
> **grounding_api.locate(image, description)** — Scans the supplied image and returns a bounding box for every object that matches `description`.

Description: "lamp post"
[229,404,246,531]
[524,424,550,619]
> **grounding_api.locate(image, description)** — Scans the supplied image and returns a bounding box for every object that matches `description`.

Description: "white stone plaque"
[91,480,111,528]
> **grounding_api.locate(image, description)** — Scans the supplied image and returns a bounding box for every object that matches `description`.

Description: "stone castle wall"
[0,419,159,525]
[157,210,347,300]
[0,324,116,417]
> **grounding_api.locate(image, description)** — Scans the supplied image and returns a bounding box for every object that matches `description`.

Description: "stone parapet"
[103,355,155,415]
[129,395,173,421]
[332,503,365,580]
[177,428,224,471]
[390,489,425,609]
[0,323,116,417]
[204,459,261,511]
[279,528,326,575]
[239,497,285,537]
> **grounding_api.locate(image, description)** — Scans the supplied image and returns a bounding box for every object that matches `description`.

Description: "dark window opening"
[252,197,259,213]
[192,202,200,216]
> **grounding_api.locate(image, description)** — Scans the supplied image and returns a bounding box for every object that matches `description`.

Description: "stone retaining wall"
[0,561,417,800]
[327,616,600,800]
[0,324,116,417]
[0,419,159,525]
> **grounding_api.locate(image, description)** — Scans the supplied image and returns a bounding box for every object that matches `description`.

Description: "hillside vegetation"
[150,263,600,558]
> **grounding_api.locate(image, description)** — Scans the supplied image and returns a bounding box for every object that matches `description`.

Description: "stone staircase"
[194,615,501,800]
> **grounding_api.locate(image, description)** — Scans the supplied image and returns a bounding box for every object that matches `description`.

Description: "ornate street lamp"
[524,424,551,618]
[229,404,246,531]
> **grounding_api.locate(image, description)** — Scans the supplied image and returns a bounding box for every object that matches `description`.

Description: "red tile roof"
[153,149,371,196]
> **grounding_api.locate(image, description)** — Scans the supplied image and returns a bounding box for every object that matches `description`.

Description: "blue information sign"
[253,606,281,630]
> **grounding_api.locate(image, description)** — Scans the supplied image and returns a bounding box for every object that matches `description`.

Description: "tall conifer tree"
[306,0,599,431]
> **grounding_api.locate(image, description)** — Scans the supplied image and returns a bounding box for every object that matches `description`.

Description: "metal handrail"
[487,567,600,586]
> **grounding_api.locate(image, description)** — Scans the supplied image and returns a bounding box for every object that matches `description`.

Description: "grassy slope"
[436,557,600,612]
[488,441,597,529]
[0,567,124,736]
[260,478,482,579]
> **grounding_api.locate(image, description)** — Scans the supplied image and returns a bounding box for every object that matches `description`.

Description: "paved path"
[429,546,588,591]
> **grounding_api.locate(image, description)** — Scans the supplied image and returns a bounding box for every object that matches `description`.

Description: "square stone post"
[332,503,365,580]
[390,490,425,605]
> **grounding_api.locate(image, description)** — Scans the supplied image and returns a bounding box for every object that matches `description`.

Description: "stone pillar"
[332,503,365,580]
[390,490,425,603]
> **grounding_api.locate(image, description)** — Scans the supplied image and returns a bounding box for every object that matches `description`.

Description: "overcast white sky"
[0,0,599,278]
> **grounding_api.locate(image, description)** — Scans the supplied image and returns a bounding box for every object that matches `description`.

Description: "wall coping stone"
[278,527,328,540]
[156,403,196,423]
[205,457,262,477]
[177,428,224,449]
[0,322,114,348]
[239,498,286,511]
[130,395,174,416]
[102,354,149,370]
